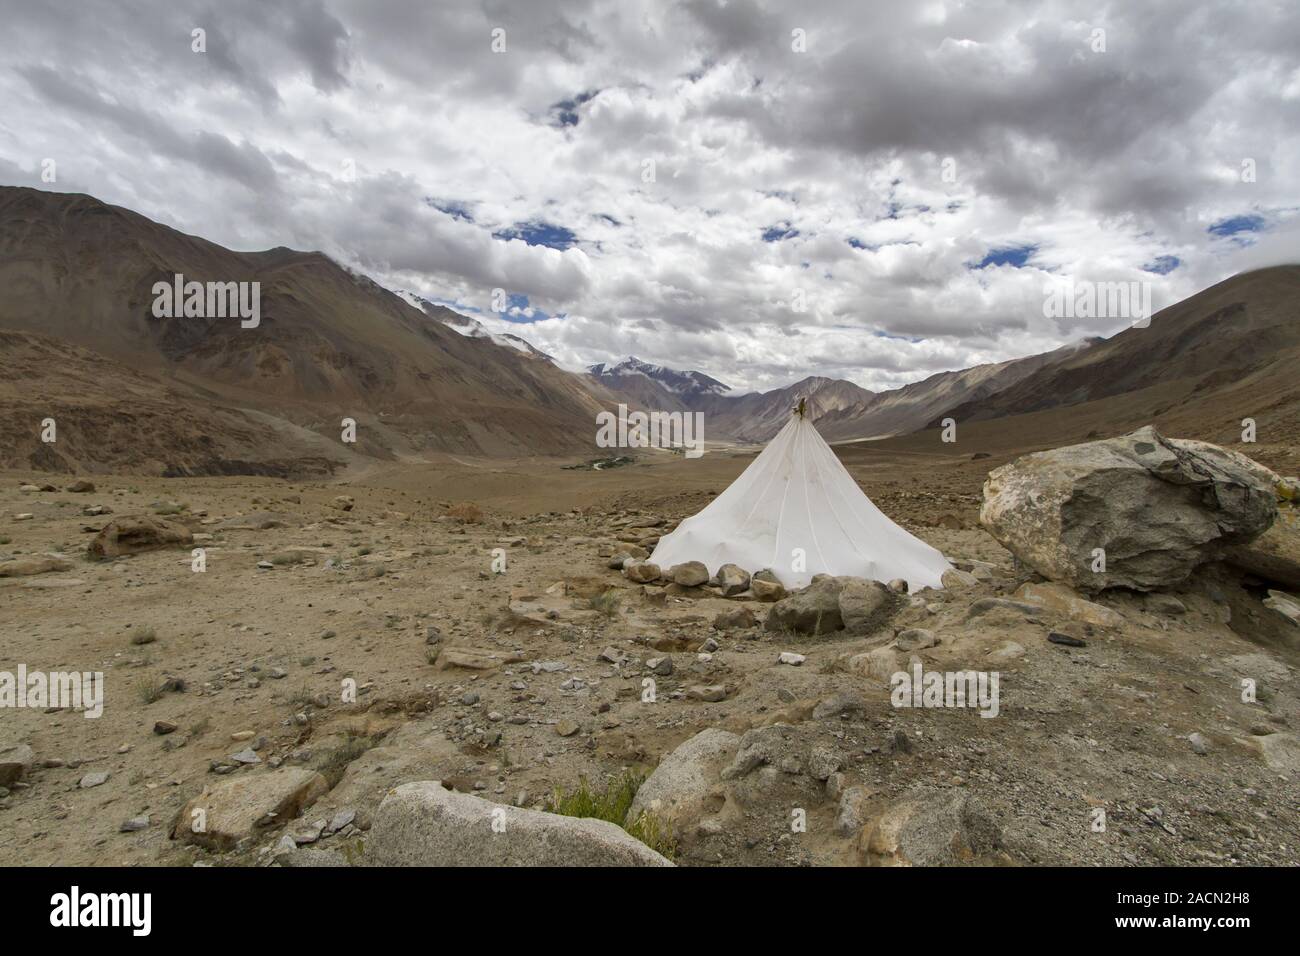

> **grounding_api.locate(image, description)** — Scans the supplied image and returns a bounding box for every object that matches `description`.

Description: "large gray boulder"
[859,790,1001,866]
[838,578,897,633]
[88,515,194,559]
[1227,515,1300,590]
[766,576,844,634]
[980,426,1276,592]
[627,728,739,837]
[367,781,673,866]
[0,742,35,787]
[171,768,329,851]
[714,563,751,596]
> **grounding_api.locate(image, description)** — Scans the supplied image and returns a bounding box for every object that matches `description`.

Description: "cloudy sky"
[2,0,1298,393]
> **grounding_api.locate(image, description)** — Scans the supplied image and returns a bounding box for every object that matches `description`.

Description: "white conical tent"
[649,412,950,590]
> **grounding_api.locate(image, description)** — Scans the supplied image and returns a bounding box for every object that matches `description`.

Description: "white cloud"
[1,0,1296,392]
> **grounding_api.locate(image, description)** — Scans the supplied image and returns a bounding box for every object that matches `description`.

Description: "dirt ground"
[2,435,1297,867]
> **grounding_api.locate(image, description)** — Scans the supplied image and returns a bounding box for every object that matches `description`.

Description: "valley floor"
[1,436,1297,867]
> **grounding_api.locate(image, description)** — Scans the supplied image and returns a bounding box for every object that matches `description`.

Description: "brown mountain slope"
[0,329,346,476]
[0,186,603,468]
[694,376,876,442]
[817,338,1099,442]
[932,265,1300,428]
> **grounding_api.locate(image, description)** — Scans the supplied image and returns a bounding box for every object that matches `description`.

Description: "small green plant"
[316,731,384,787]
[130,627,157,646]
[288,684,315,709]
[547,771,676,860]
[135,675,167,704]
[189,716,211,738]
[588,589,622,619]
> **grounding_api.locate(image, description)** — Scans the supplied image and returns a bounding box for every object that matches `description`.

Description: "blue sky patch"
[1208,213,1265,238]
[762,222,799,242]
[971,244,1037,269]
[494,221,578,250]
[1143,254,1180,274]
[549,90,599,127]
[497,293,550,324]
[425,197,474,223]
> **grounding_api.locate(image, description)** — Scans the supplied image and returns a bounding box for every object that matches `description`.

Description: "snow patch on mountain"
[587,356,731,397]
[396,290,555,362]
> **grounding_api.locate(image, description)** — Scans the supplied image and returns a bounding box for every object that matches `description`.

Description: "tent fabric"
[649,413,951,590]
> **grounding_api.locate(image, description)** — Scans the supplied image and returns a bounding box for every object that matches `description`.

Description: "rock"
[1263,589,1300,627]
[669,561,710,587]
[846,646,901,682]
[987,641,1026,662]
[555,720,580,737]
[1188,732,1210,755]
[750,569,786,602]
[623,560,661,584]
[714,563,751,596]
[714,607,756,630]
[119,816,150,832]
[330,496,354,512]
[433,646,526,671]
[813,693,868,720]
[1015,581,1123,627]
[859,791,1000,866]
[807,745,843,781]
[79,771,110,788]
[981,426,1277,592]
[941,568,979,589]
[1143,593,1187,616]
[1242,733,1300,773]
[836,786,873,837]
[766,577,844,635]
[839,578,897,633]
[171,768,329,851]
[0,743,35,787]
[87,515,194,558]
[627,728,739,836]
[153,721,178,735]
[646,656,674,676]
[1226,517,1300,589]
[597,646,626,664]
[327,809,357,833]
[366,781,673,866]
[688,685,727,703]
[894,628,938,652]
[1047,632,1087,648]
[777,651,806,666]
[66,480,96,493]
[0,554,74,577]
